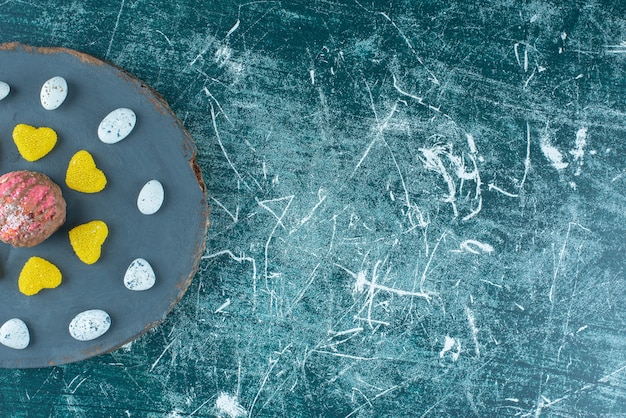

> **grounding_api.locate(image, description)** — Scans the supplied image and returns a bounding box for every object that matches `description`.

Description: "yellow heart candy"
[12,124,58,162]
[18,256,62,296]
[69,220,108,264]
[66,150,107,193]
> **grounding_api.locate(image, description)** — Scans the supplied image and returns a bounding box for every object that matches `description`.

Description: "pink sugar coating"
[0,171,65,245]
[25,185,57,215]
[0,174,36,198]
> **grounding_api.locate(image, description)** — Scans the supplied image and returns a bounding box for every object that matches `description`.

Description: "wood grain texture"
[0,0,625,416]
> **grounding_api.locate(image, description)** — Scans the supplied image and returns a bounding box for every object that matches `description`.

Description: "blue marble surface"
[0,1,625,416]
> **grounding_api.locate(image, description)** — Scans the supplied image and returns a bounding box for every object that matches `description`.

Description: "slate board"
[0,1,624,417]
[0,43,209,368]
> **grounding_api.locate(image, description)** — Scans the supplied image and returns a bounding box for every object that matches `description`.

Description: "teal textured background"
[1,1,625,416]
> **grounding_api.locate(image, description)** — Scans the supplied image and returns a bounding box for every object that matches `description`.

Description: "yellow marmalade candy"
[65,150,107,193]
[69,220,109,264]
[18,256,62,296]
[12,124,58,162]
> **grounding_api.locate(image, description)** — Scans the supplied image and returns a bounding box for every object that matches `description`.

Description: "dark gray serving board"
[0,44,208,368]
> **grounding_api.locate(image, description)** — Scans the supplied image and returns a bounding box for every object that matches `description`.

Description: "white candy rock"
[69,309,111,341]
[98,108,136,144]
[0,81,10,101]
[40,76,68,110]
[124,258,156,291]
[0,318,30,350]
[137,180,164,215]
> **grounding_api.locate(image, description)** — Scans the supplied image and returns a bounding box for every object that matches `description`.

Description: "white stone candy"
[137,179,164,215]
[98,108,136,144]
[0,81,10,101]
[40,76,68,110]
[124,258,156,291]
[69,309,111,341]
[0,318,30,350]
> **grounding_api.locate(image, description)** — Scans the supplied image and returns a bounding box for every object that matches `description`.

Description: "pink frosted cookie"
[0,170,66,247]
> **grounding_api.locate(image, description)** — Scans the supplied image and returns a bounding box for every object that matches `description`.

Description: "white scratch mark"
[480,279,502,288]
[351,387,372,408]
[488,184,519,197]
[189,398,212,416]
[606,41,626,53]
[419,231,446,293]
[392,74,442,113]
[465,306,480,358]
[459,239,494,255]
[105,0,125,59]
[328,327,364,338]
[519,122,532,190]
[190,46,208,66]
[598,364,626,383]
[514,42,532,73]
[549,222,591,304]
[150,338,177,372]
[353,269,432,299]
[524,66,537,89]
[379,13,439,85]
[524,44,529,72]
[488,121,531,198]
[204,86,233,125]
[236,358,242,397]
[215,299,231,314]
[249,344,292,417]
[356,83,428,229]
[67,375,88,394]
[257,196,293,230]
[419,146,459,217]
[353,316,390,326]
[351,84,385,175]
[339,259,431,329]
[209,195,240,223]
[225,19,241,38]
[296,189,326,227]
[312,350,378,361]
[202,250,258,308]
[611,170,625,183]
[285,263,320,315]
[570,127,588,176]
[345,384,401,418]
[210,103,247,188]
[534,394,569,416]
[257,195,294,303]
[418,139,484,221]
[155,29,173,46]
[466,133,478,155]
